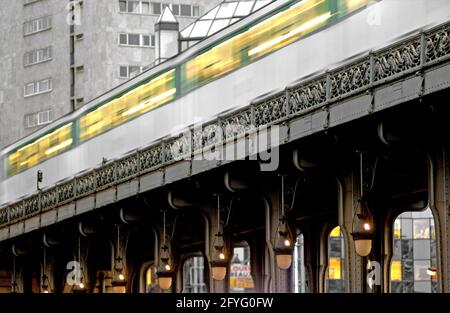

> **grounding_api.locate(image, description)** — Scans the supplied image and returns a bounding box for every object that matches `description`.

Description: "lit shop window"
[182,256,207,293]
[292,233,308,293]
[229,242,255,293]
[325,226,346,293]
[145,264,158,293]
[390,208,438,293]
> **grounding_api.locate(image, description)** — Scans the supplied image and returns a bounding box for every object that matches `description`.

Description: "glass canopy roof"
[180,0,274,40]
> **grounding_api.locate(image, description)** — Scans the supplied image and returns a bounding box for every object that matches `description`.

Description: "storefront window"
[145,264,158,293]
[182,256,208,293]
[292,233,308,293]
[230,242,255,293]
[390,207,437,293]
[325,226,346,293]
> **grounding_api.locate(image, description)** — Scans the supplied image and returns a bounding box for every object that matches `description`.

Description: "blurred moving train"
[1,0,449,205]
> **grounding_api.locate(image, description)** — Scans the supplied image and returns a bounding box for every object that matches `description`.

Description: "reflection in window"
[325,226,346,293]
[230,242,255,293]
[292,233,308,293]
[145,265,158,293]
[182,256,207,293]
[390,208,437,293]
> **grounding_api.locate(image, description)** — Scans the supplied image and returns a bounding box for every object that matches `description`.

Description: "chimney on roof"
[155,7,179,65]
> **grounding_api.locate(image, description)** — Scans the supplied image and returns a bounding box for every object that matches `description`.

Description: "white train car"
[1,0,450,206]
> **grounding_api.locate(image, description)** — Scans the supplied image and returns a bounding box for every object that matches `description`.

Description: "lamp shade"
[158,276,173,290]
[210,248,228,281]
[273,220,294,269]
[351,212,374,257]
[211,265,227,280]
[354,239,372,257]
[276,254,292,270]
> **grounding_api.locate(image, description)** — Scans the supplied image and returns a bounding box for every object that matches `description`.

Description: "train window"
[145,264,158,293]
[229,241,255,293]
[79,69,176,142]
[325,226,346,293]
[182,255,208,293]
[6,123,73,176]
[390,208,438,293]
[292,232,308,293]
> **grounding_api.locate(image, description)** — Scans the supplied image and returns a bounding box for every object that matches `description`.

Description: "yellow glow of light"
[17,124,72,153]
[119,274,125,281]
[346,0,369,11]
[45,139,73,155]
[79,283,85,289]
[219,252,225,260]
[330,226,341,238]
[248,12,332,57]
[165,264,171,271]
[284,239,291,247]
[427,267,437,277]
[328,258,341,280]
[363,222,371,231]
[390,260,402,281]
[121,88,176,117]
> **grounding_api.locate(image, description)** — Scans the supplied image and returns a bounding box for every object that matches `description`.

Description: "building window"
[292,232,308,293]
[180,4,191,17]
[119,1,152,14]
[171,4,179,15]
[229,241,255,293]
[390,207,438,293]
[23,16,51,36]
[325,226,346,293]
[24,78,52,97]
[151,2,161,15]
[119,0,127,12]
[24,110,52,128]
[145,264,158,293]
[23,46,52,67]
[132,2,198,16]
[182,255,208,293]
[119,65,144,78]
[128,1,139,13]
[192,6,200,17]
[128,33,140,45]
[119,33,153,47]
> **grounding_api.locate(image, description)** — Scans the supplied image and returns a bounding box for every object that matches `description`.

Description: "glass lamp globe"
[158,276,172,290]
[276,254,292,270]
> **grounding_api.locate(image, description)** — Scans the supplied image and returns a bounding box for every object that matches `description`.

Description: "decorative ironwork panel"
[374,37,421,81]
[40,187,58,210]
[24,196,39,216]
[330,58,371,99]
[222,108,253,139]
[140,145,163,171]
[426,25,450,62]
[166,133,192,162]
[193,123,222,151]
[9,203,23,222]
[76,172,96,196]
[254,94,288,127]
[96,164,116,189]
[0,207,8,225]
[116,155,139,181]
[289,77,327,114]
[58,181,75,203]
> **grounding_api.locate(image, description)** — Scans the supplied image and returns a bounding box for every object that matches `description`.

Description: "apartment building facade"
[0,0,222,148]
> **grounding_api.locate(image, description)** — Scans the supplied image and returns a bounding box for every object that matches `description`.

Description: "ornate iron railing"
[0,21,449,228]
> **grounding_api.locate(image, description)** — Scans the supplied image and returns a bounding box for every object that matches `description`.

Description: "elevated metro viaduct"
[0,2,450,294]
